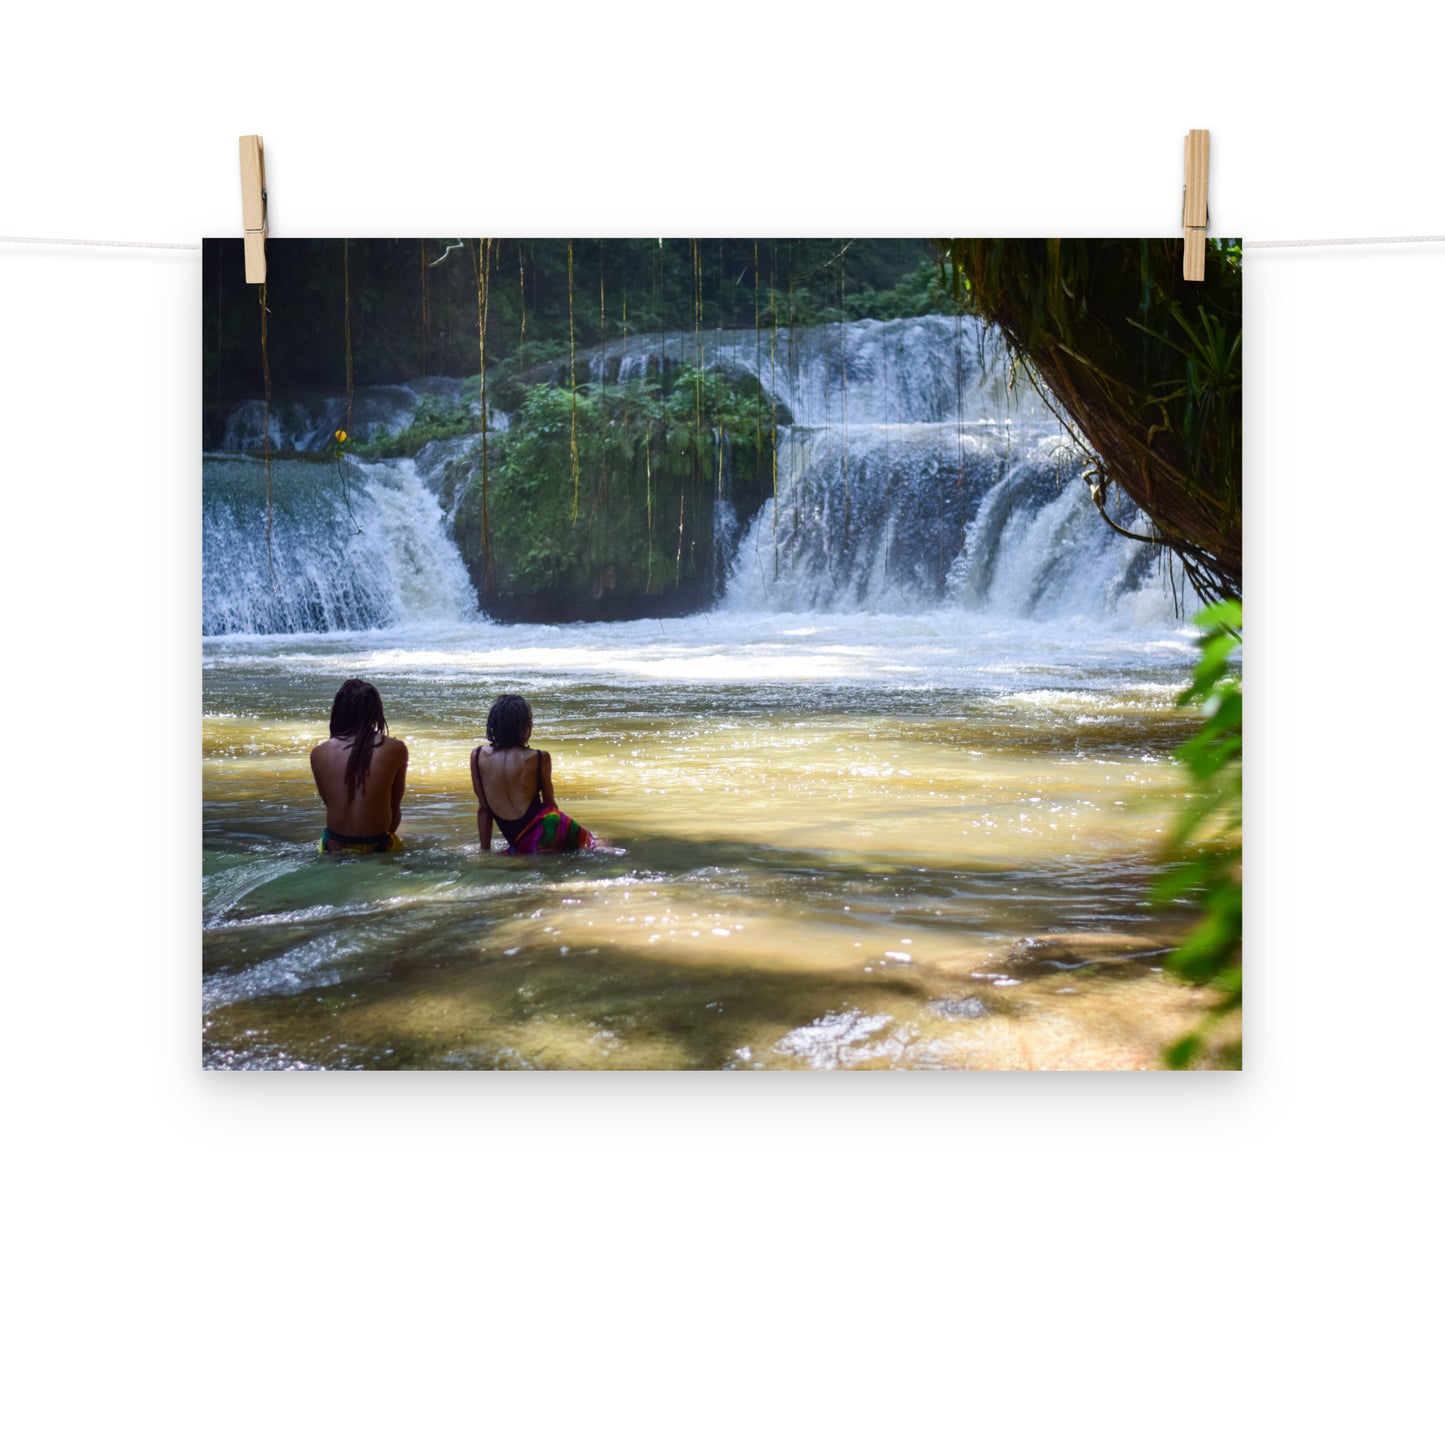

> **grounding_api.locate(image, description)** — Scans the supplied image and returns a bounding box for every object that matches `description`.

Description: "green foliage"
[942,238,1243,602]
[842,259,959,323]
[204,238,937,444]
[1129,302,1242,520]
[352,393,474,459]
[1153,600,1243,1068]
[454,367,771,616]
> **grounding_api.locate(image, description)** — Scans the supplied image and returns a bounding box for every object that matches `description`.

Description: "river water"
[203,314,1215,1070]
[202,608,1206,1070]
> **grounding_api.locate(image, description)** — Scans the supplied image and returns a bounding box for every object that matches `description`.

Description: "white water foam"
[206,314,1198,638]
[203,456,478,635]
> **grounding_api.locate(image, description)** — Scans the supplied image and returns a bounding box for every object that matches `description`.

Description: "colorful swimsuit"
[472,747,594,855]
[506,808,594,854]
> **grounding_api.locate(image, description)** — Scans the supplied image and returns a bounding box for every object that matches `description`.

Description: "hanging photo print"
[202,239,1242,1071]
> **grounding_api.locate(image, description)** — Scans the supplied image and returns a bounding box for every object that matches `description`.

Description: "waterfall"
[202,455,478,635]
[588,315,1043,428]
[205,314,1194,635]
[631,315,1192,620]
[221,377,479,453]
[950,459,1181,624]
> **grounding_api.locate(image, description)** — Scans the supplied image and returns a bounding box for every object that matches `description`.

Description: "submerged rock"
[928,996,989,1020]
[1001,931,1174,976]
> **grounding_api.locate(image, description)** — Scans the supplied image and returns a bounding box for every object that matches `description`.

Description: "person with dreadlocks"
[471,693,595,855]
[310,679,409,854]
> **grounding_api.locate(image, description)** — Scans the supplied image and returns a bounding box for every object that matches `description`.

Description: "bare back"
[473,745,556,819]
[311,733,409,835]
[471,744,559,851]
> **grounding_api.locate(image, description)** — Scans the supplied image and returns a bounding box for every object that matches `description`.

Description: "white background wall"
[2,3,1440,1441]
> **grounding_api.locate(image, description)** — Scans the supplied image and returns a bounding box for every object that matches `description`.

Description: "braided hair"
[486,693,533,750]
[329,679,388,800]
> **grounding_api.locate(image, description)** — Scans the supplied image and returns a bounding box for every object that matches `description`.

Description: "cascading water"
[202,454,477,635]
[590,313,1192,622]
[221,377,478,454]
[205,313,1192,634]
[950,456,1177,625]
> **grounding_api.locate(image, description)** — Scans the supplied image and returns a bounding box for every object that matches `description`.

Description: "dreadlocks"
[329,679,389,801]
[486,693,533,750]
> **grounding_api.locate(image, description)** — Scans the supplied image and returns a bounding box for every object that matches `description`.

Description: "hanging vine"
[213,239,223,439]
[419,240,430,378]
[598,258,608,520]
[769,244,779,572]
[787,245,800,541]
[517,240,526,349]
[645,428,654,595]
[954,304,968,561]
[716,240,725,500]
[840,248,850,543]
[259,282,273,583]
[343,239,354,434]
[476,237,493,587]
[753,241,763,454]
[690,238,703,494]
[568,240,580,523]
[675,492,685,590]
[334,239,361,530]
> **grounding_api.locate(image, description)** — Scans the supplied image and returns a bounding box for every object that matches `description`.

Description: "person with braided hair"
[471,693,595,855]
[310,679,409,854]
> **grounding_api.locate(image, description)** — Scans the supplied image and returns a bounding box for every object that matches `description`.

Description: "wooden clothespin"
[239,135,267,283]
[1183,129,1209,281]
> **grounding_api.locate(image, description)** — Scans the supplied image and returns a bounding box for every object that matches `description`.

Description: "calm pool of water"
[202,610,1209,1069]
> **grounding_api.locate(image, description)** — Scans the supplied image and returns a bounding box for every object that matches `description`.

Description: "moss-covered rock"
[453,369,775,622]
[351,393,476,459]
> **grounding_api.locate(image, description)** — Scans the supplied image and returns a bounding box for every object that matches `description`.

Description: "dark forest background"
[203,238,943,448]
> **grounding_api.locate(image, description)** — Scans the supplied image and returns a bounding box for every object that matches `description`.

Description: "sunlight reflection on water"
[203,611,1209,1070]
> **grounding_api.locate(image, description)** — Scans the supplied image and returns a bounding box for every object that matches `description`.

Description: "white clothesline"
[0,235,202,251]
[1243,235,1444,249]
[2,234,1442,255]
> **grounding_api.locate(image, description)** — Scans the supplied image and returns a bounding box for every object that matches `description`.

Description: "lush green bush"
[352,394,474,459]
[1154,600,1243,1068]
[454,367,772,619]
[843,258,958,323]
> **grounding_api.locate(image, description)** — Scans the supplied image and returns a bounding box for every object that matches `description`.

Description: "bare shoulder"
[379,736,409,768]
